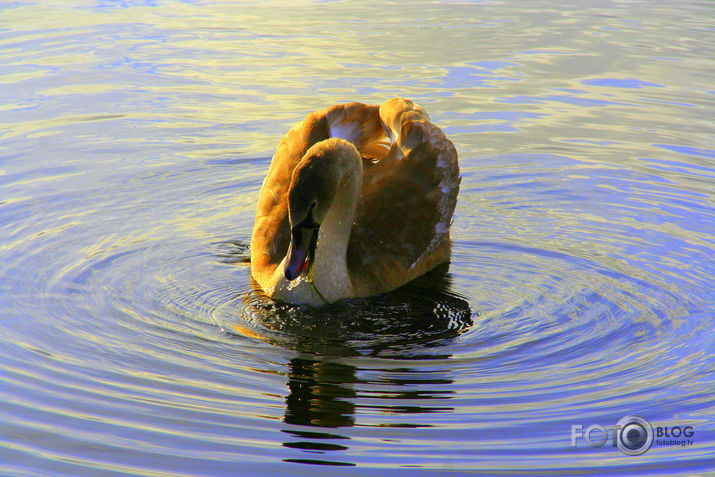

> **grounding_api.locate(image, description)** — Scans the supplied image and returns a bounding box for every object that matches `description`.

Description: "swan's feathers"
[250,98,459,292]
[347,109,459,289]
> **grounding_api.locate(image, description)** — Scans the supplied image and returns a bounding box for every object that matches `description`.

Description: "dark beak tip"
[284,246,307,281]
[284,221,319,282]
[284,267,298,281]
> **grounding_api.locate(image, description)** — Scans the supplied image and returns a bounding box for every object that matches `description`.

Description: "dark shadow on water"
[283,357,357,429]
[279,357,357,466]
[221,262,473,467]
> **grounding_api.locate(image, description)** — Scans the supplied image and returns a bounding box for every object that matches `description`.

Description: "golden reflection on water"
[2,0,709,173]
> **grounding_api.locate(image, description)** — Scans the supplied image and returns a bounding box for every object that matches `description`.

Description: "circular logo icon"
[617,415,653,455]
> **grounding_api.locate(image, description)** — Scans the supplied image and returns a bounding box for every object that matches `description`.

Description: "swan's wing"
[250,102,385,286]
[348,98,460,294]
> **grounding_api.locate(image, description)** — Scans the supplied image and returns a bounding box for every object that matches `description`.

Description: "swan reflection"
[227,263,473,466]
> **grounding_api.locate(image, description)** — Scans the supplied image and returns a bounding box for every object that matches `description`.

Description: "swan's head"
[284,138,358,281]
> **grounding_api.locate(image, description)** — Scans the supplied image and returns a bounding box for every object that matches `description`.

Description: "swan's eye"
[310,200,318,210]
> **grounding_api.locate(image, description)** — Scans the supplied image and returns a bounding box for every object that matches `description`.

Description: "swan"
[250,98,460,305]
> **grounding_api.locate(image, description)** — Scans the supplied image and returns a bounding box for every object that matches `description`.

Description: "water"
[1,0,713,475]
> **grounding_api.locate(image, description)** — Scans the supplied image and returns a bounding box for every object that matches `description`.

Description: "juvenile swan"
[250,98,460,305]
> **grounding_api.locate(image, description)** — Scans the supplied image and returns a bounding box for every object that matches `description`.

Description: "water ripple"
[1,0,714,475]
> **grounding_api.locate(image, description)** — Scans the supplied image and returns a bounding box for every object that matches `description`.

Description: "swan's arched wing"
[323,103,388,162]
[348,99,460,294]
[250,102,386,286]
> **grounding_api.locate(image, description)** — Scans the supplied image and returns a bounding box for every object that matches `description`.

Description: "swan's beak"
[284,225,318,281]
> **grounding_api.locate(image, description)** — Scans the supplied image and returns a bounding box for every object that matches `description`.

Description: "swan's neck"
[311,161,361,302]
[271,155,362,305]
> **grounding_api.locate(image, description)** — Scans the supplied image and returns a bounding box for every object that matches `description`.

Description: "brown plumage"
[250,98,460,305]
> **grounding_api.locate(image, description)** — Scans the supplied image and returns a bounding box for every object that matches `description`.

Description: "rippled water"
[1,1,714,475]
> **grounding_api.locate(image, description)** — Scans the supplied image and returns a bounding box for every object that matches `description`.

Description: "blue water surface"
[0,0,713,475]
